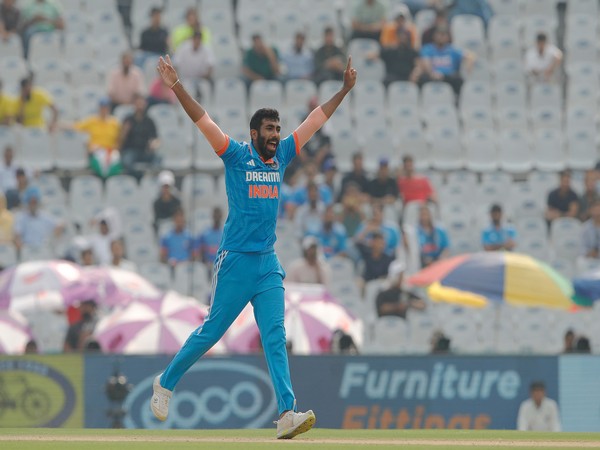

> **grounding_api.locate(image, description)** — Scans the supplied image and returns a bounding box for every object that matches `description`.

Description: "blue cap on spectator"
[379,157,389,166]
[23,186,41,203]
[323,159,337,171]
[98,97,111,107]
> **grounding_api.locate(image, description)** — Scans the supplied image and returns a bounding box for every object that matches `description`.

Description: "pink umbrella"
[85,266,162,308]
[224,283,363,355]
[0,260,95,312]
[0,310,33,354]
[94,291,226,355]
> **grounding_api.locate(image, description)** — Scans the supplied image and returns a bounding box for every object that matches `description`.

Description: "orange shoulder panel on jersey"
[216,136,230,156]
[292,131,300,155]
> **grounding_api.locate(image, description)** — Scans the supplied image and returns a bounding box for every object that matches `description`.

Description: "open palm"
[157,55,179,86]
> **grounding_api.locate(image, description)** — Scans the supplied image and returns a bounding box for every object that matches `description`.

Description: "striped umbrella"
[0,310,33,354]
[84,266,162,308]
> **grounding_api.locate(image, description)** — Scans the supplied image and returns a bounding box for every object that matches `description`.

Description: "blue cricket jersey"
[217,132,299,252]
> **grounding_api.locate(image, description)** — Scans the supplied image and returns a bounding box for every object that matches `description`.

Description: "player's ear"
[250,129,257,140]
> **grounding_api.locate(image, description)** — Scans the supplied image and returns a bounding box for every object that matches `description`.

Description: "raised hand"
[343,56,357,92]
[157,55,179,88]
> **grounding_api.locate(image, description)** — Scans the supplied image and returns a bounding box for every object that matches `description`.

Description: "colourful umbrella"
[94,291,225,355]
[224,283,363,354]
[0,310,33,354]
[408,252,574,309]
[85,266,162,308]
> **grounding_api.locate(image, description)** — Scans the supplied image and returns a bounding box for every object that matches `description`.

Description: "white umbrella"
[0,310,33,354]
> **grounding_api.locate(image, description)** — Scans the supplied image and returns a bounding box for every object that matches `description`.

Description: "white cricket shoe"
[150,374,172,421]
[275,409,316,439]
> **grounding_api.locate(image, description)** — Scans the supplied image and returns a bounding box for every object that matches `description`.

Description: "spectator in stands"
[242,34,281,85]
[64,299,98,352]
[24,339,38,354]
[524,32,563,84]
[481,204,516,252]
[417,204,449,266]
[322,159,337,196]
[20,0,64,58]
[575,336,591,353]
[14,76,58,130]
[0,79,16,125]
[293,162,333,209]
[380,6,419,49]
[448,0,493,28]
[80,245,95,267]
[0,145,19,192]
[0,193,13,243]
[545,170,579,224]
[419,27,473,95]
[431,330,451,354]
[147,76,177,107]
[563,329,575,353]
[153,170,181,231]
[375,29,421,85]
[341,152,370,198]
[421,9,449,46]
[281,31,314,81]
[5,167,28,209]
[136,7,169,69]
[89,219,114,265]
[517,381,561,432]
[109,238,137,272]
[173,30,215,88]
[375,260,426,318]
[579,170,599,222]
[331,329,359,355]
[309,205,348,259]
[359,231,394,285]
[196,206,223,266]
[118,94,159,179]
[160,208,194,266]
[170,7,211,51]
[295,97,332,167]
[351,0,386,41]
[314,26,346,85]
[0,0,20,42]
[397,155,437,205]
[107,51,146,110]
[287,236,332,287]
[14,186,62,250]
[340,182,365,238]
[354,202,400,257]
[368,158,399,204]
[581,200,600,259]
[74,97,122,179]
[295,182,326,238]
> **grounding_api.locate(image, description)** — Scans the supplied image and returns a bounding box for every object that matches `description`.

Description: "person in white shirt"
[286,236,332,287]
[517,381,561,432]
[109,239,137,272]
[172,30,215,90]
[524,32,563,83]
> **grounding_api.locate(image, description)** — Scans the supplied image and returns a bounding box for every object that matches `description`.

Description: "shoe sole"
[277,413,316,440]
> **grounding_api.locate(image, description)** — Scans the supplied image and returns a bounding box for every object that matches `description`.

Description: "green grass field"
[1,428,600,450]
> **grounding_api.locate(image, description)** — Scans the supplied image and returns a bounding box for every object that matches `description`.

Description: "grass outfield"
[1,429,600,449]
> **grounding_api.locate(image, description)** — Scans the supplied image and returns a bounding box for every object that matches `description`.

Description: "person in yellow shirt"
[380,10,420,50]
[74,98,122,178]
[0,80,16,125]
[0,193,14,244]
[170,7,211,51]
[14,77,58,129]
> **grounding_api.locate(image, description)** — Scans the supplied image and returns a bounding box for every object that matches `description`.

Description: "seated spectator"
[309,205,348,259]
[64,300,98,352]
[0,79,16,125]
[563,329,575,353]
[417,204,449,266]
[170,7,211,51]
[89,218,116,265]
[109,238,137,272]
[14,76,58,130]
[0,0,20,42]
[291,162,333,217]
[74,98,122,179]
[422,9,449,46]
[14,186,62,250]
[107,51,146,110]
[340,152,370,198]
[0,193,13,243]
[173,30,215,88]
[242,34,281,85]
[340,182,365,238]
[355,202,400,257]
[196,206,223,266]
[397,155,437,205]
[431,330,451,354]
[147,76,177,107]
[24,339,38,354]
[368,158,399,204]
[545,170,579,223]
[5,167,28,210]
[481,204,516,252]
[118,94,160,179]
[0,145,19,192]
[376,260,426,318]
[419,27,473,95]
[314,26,346,84]
[448,0,493,28]
[376,29,421,85]
[351,0,386,41]
[296,97,332,167]
[359,231,394,284]
[20,0,64,58]
[295,182,326,237]
[582,200,600,259]
[524,32,562,84]
[322,159,337,196]
[281,31,314,81]
[579,170,598,222]
[517,381,561,432]
[287,236,332,287]
[153,170,181,230]
[160,208,194,266]
[575,336,591,353]
[80,244,95,267]
[135,7,169,69]
[331,329,359,355]
[380,7,419,49]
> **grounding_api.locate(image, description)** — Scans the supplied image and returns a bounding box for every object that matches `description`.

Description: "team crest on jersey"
[266,158,279,170]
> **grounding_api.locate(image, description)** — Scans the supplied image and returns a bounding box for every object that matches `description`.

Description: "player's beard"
[256,132,278,160]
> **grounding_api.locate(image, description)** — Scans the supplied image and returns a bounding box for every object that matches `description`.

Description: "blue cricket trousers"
[160,249,296,415]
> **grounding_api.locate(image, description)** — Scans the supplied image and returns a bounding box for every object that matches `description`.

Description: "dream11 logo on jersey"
[124,360,277,429]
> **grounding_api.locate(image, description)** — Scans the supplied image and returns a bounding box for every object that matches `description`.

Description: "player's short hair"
[250,108,280,132]
[530,381,545,392]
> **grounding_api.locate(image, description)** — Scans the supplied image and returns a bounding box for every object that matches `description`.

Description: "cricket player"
[151,54,356,439]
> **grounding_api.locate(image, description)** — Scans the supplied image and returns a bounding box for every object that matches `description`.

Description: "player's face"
[256,119,281,159]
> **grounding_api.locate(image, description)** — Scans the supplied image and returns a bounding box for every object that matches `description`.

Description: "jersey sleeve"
[278,133,300,167]
[218,136,246,166]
